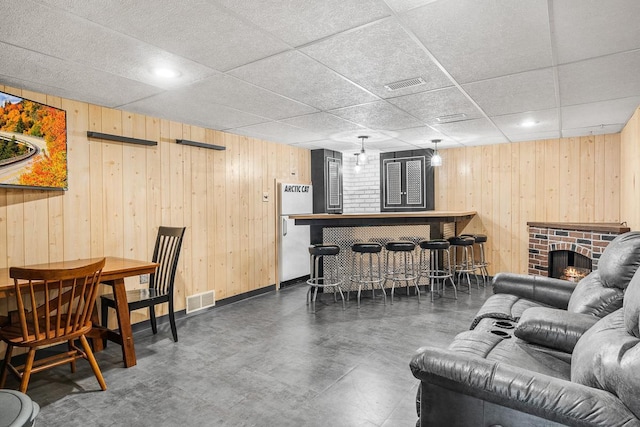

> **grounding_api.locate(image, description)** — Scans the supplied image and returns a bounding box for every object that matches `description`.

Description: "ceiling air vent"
[384,77,426,91]
[435,113,468,124]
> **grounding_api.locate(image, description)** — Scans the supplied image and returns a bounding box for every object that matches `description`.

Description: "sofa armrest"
[492,272,577,309]
[514,307,599,353]
[410,347,639,426]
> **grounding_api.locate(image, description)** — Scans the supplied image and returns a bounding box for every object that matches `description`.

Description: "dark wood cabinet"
[311,149,343,213]
[380,149,434,212]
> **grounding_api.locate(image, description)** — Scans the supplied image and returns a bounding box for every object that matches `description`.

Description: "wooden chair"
[101,226,186,342]
[0,258,107,393]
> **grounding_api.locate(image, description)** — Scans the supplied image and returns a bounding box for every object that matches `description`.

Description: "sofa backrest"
[571,265,640,420]
[567,231,640,316]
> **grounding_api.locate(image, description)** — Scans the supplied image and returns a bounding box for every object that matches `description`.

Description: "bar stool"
[349,242,385,308]
[306,244,345,313]
[383,241,419,303]
[460,233,489,286]
[417,239,457,302]
[448,236,478,291]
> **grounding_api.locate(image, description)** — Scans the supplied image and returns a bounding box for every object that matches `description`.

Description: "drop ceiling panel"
[229,50,378,110]
[2,1,216,89]
[491,109,559,139]
[213,0,392,47]
[38,0,290,72]
[0,43,161,108]
[301,18,452,98]
[463,68,557,117]
[279,113,365,136]
[432,118,508,145]
[182,75,318,120]
[387,87,483,123]
[562,124,623,138]
[380,126,453,147]
[293,139,357,151]
[561,97,640,131]
[551,0,640,64]
[121,91,269,130]
[559,51,640,106]
[229,121,324,144]
[329,101,424,131]
[384,0,439,13]
[404,0,552,83]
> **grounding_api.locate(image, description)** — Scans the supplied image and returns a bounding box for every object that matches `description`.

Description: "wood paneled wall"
[0,86,310,325]
[434,134,621,275]
[621,107,640,230]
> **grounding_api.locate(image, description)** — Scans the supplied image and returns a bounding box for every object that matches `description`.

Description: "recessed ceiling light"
[152,67,180,78]
[520,120,539,128]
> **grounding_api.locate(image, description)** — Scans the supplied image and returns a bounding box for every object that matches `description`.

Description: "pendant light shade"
[431,139,442,167]
[354,153,362,172]
[357,135,369,165]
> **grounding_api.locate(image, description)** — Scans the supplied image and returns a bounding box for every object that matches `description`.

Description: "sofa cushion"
[567,270,624,316]
[514,307,598,353]
[572,309,640,419]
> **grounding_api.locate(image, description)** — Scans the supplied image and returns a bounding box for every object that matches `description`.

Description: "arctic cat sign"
[283,185,310,193]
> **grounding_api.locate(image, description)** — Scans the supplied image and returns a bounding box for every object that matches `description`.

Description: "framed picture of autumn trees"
[0,91,67,190]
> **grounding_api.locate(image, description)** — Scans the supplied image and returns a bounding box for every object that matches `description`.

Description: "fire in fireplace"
[549,250,592,281]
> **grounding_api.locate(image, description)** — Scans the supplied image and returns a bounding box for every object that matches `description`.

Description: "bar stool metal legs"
[349,242,385,308]
[448,236,479,291]
[461,234,489,286]
[417,239,457,302]
[383,241,419,304]
[306,244,345,313]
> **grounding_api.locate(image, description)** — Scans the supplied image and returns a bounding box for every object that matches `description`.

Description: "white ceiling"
[1,0,639,153]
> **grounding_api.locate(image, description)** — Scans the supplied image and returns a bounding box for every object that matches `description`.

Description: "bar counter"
[290,210,476,291]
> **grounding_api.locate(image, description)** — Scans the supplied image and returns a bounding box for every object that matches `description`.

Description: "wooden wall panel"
[436,135,623,275]
[621,107,640,229]
[0,86,311,327]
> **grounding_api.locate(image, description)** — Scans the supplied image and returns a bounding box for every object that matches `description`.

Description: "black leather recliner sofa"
[410,231,640,426]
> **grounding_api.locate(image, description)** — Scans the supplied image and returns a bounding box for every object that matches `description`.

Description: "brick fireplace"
[528,222,630,277]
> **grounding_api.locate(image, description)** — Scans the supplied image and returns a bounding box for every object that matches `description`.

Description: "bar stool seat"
[448,236,479,291]
[383,241,419,303]
[306,244,345,313]
[349,242,385,308]
[417,239,456,301]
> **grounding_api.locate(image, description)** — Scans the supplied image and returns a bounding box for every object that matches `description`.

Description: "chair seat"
[102,288,170,308]
[0,319,92,345]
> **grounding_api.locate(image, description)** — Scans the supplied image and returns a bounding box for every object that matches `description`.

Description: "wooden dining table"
[0,256,158,368]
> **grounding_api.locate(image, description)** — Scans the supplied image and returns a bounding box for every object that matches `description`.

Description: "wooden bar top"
[290,210,476,226]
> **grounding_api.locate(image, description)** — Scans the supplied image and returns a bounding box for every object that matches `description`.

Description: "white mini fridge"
[278,183,313,283]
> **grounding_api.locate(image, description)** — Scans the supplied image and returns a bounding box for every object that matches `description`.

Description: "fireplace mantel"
[526,222,630,234]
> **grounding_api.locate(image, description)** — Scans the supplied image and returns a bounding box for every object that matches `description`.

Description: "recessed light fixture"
[520,120,539,128]
[152,67,180,78]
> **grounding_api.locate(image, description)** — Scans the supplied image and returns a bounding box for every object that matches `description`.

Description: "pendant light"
[357,135,369,165]
[431,139,442,167]
[354,153,362,173]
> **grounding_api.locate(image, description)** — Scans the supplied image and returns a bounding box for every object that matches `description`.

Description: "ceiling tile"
[552,0,640,64]
[562,124,624,138]
[329,101,424,130]
[1,0,217,89]
[302,18,452,98]
[279,113,365,136]
[559,51,640,106]
[404,0,552,83]
[387,87,483,123]
[380,126,453,147]
[183,75,318,120]
[491,109,559,139]
[213,0,391,47]
[463,68,557,116]
[37,0,290,72]
[384,0,439,13]
[229,121,323,144]
[292,139,357,151]
[121,91,269,130]
[229,50,378,110]
[432,118,507,146]
[0,43,162,108]
[561,97,640,130]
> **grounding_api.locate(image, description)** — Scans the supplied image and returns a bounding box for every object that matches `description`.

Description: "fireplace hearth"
[527,222,629,277]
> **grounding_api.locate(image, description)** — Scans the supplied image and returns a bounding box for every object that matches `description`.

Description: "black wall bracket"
[87,131,157,146]
[176,139,226,150]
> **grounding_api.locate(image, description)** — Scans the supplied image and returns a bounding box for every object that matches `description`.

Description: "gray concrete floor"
[6,282,490,427]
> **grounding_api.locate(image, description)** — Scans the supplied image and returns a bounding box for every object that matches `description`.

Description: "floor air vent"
[384,77,426,91]
[186,290,215,314]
